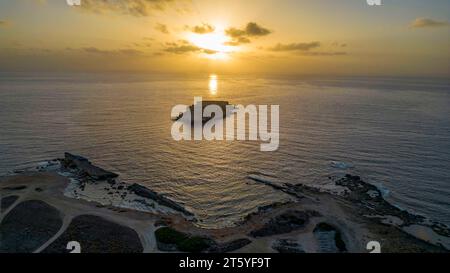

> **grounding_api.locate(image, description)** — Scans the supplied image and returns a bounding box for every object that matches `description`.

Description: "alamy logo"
[171,97,279,152]
[367,0,382,6]
[66,0,81,6]
[67,241,81,253]
[366,241,381,253]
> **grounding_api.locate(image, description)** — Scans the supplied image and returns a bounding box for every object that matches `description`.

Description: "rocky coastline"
[1,153,449,253]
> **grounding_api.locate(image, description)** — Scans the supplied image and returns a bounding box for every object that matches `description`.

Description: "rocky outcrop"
[61,153,193,217]
[249,210,320,237]
[253,173,450,242]
[63,153,118,180]
[335,174,450,237]
[247,175,304,199]
[128,183,193,216]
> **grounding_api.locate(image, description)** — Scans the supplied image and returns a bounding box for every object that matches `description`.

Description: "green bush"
[155,227,212,252]
[155,227,188,245]
[178,236,211,253]
[313,222,335,232]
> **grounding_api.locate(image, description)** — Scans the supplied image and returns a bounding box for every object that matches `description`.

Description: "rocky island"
[0,153,449,253]
[172,100,232,124]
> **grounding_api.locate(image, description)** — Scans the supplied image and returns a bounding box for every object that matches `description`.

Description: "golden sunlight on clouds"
[0,0,448,76]
[187,26,238,60]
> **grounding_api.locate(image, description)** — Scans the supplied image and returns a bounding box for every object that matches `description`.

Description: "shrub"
[155,227,188,245]
[178,236,212,253]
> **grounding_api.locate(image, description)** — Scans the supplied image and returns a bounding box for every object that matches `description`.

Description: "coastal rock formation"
[1,155,448,253]
[0,200,63,253]
[335,174,449,238]
[247,175,303,199]
[128,183,193,216]
[60,153,194,218]
[63,153,118,180]
[43,215,143,253]
[249,210,320,237]
[250,174,449,252]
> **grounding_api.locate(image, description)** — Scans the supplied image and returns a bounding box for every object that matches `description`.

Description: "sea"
[1,72,449,228]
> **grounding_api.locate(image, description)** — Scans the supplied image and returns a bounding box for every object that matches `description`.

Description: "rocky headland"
[0,153,449,253]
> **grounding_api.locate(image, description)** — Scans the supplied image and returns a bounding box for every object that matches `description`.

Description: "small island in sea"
[1,153,448,253]
[172,100,232,124]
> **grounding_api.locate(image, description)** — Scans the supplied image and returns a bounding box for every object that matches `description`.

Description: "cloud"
[19,47,54,54]
[331,42,347,48]
[155,23,169,34]
[186,23,215,34]
[225,28,246,38]
[410,18,449,28]
[77,0,182,17]
[267,42,347,56]
[302,51,347,56]
[269,42,321,51]
[226,22,271,38]
[80,47,144,56]
[164,43,200,54]
[245,22,271,36]
[131,37,154,48]
[225,37,251,46]
[82,47,113,55]
[117,48,144,55]
[163,40,217,55]
[225,22,271,45]
[134,42,153,48]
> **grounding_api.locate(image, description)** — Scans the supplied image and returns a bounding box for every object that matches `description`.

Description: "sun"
[188,29,237,60]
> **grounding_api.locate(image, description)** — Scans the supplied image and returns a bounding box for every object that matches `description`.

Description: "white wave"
[330,161,354,170]
[36,160,61,172]
[373,183,390,198]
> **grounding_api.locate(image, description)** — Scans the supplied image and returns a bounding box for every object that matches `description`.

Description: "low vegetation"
[155,227,212,252]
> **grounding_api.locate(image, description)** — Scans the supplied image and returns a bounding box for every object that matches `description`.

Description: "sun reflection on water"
[209,74,218,95]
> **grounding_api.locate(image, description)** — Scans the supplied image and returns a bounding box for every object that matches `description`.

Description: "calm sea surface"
[1,73,449,228]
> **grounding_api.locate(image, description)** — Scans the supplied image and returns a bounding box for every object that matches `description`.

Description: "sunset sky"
[0,0,449,76]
